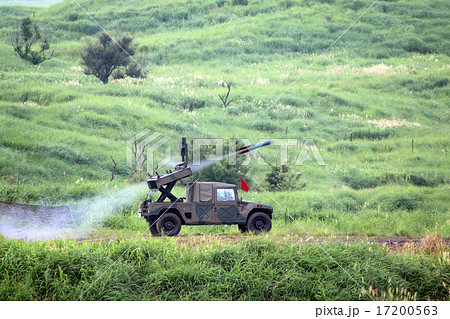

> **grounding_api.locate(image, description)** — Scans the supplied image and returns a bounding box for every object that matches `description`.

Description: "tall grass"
[0,236,448,301]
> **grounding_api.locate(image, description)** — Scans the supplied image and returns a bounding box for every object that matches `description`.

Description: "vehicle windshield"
[216,188,236,202]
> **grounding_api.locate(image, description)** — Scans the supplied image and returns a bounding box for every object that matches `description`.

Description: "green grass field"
[1,236,449,301]
[0,0,449,300]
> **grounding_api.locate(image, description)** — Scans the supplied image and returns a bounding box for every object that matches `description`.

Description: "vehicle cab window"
[216,188,236,202]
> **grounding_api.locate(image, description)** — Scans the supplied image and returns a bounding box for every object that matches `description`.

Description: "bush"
[68,20,98,35]
[341,173,379,190]
[343,0,366,11]
[408,174,444,187]
[216,0,228,7]
[327,142,358,152]
[338,194,362,212]
[374,193,423,211]
[377,172,407,186]
[401,38,429,54]
[66,13,79,22]
[125,60,147,79]
[266,165,306,191]
[251,120,280,132]
[180,96,207,111]
[280,95,310,108]
[351,128,394,140]
[307,194,327,211]
[232,0,248,5]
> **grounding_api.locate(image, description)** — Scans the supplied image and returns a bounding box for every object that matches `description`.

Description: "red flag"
[240,178,249,192]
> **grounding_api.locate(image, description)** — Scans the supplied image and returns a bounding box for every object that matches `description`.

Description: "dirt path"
[74,234,450,251]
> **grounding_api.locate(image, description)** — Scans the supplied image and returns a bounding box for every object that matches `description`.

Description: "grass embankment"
[0,236,448,301]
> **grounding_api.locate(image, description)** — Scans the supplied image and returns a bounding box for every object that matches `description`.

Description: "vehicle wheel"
[238,224,248,233]
[157,213,182,236]
[148,219,161,237]
[247,213,272,234]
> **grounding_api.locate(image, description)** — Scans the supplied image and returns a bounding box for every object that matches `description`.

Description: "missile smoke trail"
[0,182,147,240]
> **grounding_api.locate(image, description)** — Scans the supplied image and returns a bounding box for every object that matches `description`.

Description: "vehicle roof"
[195,181,236,188]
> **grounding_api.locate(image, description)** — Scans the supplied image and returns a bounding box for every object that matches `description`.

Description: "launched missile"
[189,139,272,174]
[235,140,271,155]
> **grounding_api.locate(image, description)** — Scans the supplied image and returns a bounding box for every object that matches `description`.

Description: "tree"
[12,17,53,65]
[81,32,136,84]
[266,164,306,191]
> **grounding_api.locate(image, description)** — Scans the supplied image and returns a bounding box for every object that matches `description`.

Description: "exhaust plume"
[0,182,147,240]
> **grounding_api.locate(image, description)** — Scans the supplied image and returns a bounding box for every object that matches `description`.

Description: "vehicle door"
[214,187,239,224]
[195,183,215,224]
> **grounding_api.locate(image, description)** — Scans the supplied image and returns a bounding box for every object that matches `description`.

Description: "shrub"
[68,20,98,35]
[341,173,379,190]
[226,106,240,115]
[66,13,79,22]
[338,195,362,212]
[409,174,430,187]
[343,0,366,11]
[180,96,207,111]
[121,55,148,79]
[266,165,306,191]
[327,142,358,152]
[378,172,406,186]
[280,95,310,108]
[251,120,280,132]
[374,193,423,211]
[351,128,394,140]
[306,194,327,211]
[401,38,429,54]
[408,174,444,187]
[232,0,248,6]
[216,0,228,8]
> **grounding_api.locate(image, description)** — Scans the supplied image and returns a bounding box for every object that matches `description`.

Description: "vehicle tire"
[157,213,182,236]
[247,213,272,234]
[238,224,248,233]
[148,220,161,237]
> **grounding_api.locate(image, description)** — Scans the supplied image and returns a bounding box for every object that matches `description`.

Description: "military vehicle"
[139,137,273,236]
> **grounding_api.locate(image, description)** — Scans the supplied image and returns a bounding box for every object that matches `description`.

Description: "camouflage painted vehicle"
[140,181,273,236]
[139,138,273,236]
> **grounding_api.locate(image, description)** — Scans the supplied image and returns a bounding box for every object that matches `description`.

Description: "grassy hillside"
[0,0,449,236]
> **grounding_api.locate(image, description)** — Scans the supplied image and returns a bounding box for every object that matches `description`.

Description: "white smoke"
[189,154,226,173]
[0,182,147,241]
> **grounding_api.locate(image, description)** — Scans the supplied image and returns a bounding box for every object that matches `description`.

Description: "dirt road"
[73,234,450,251]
